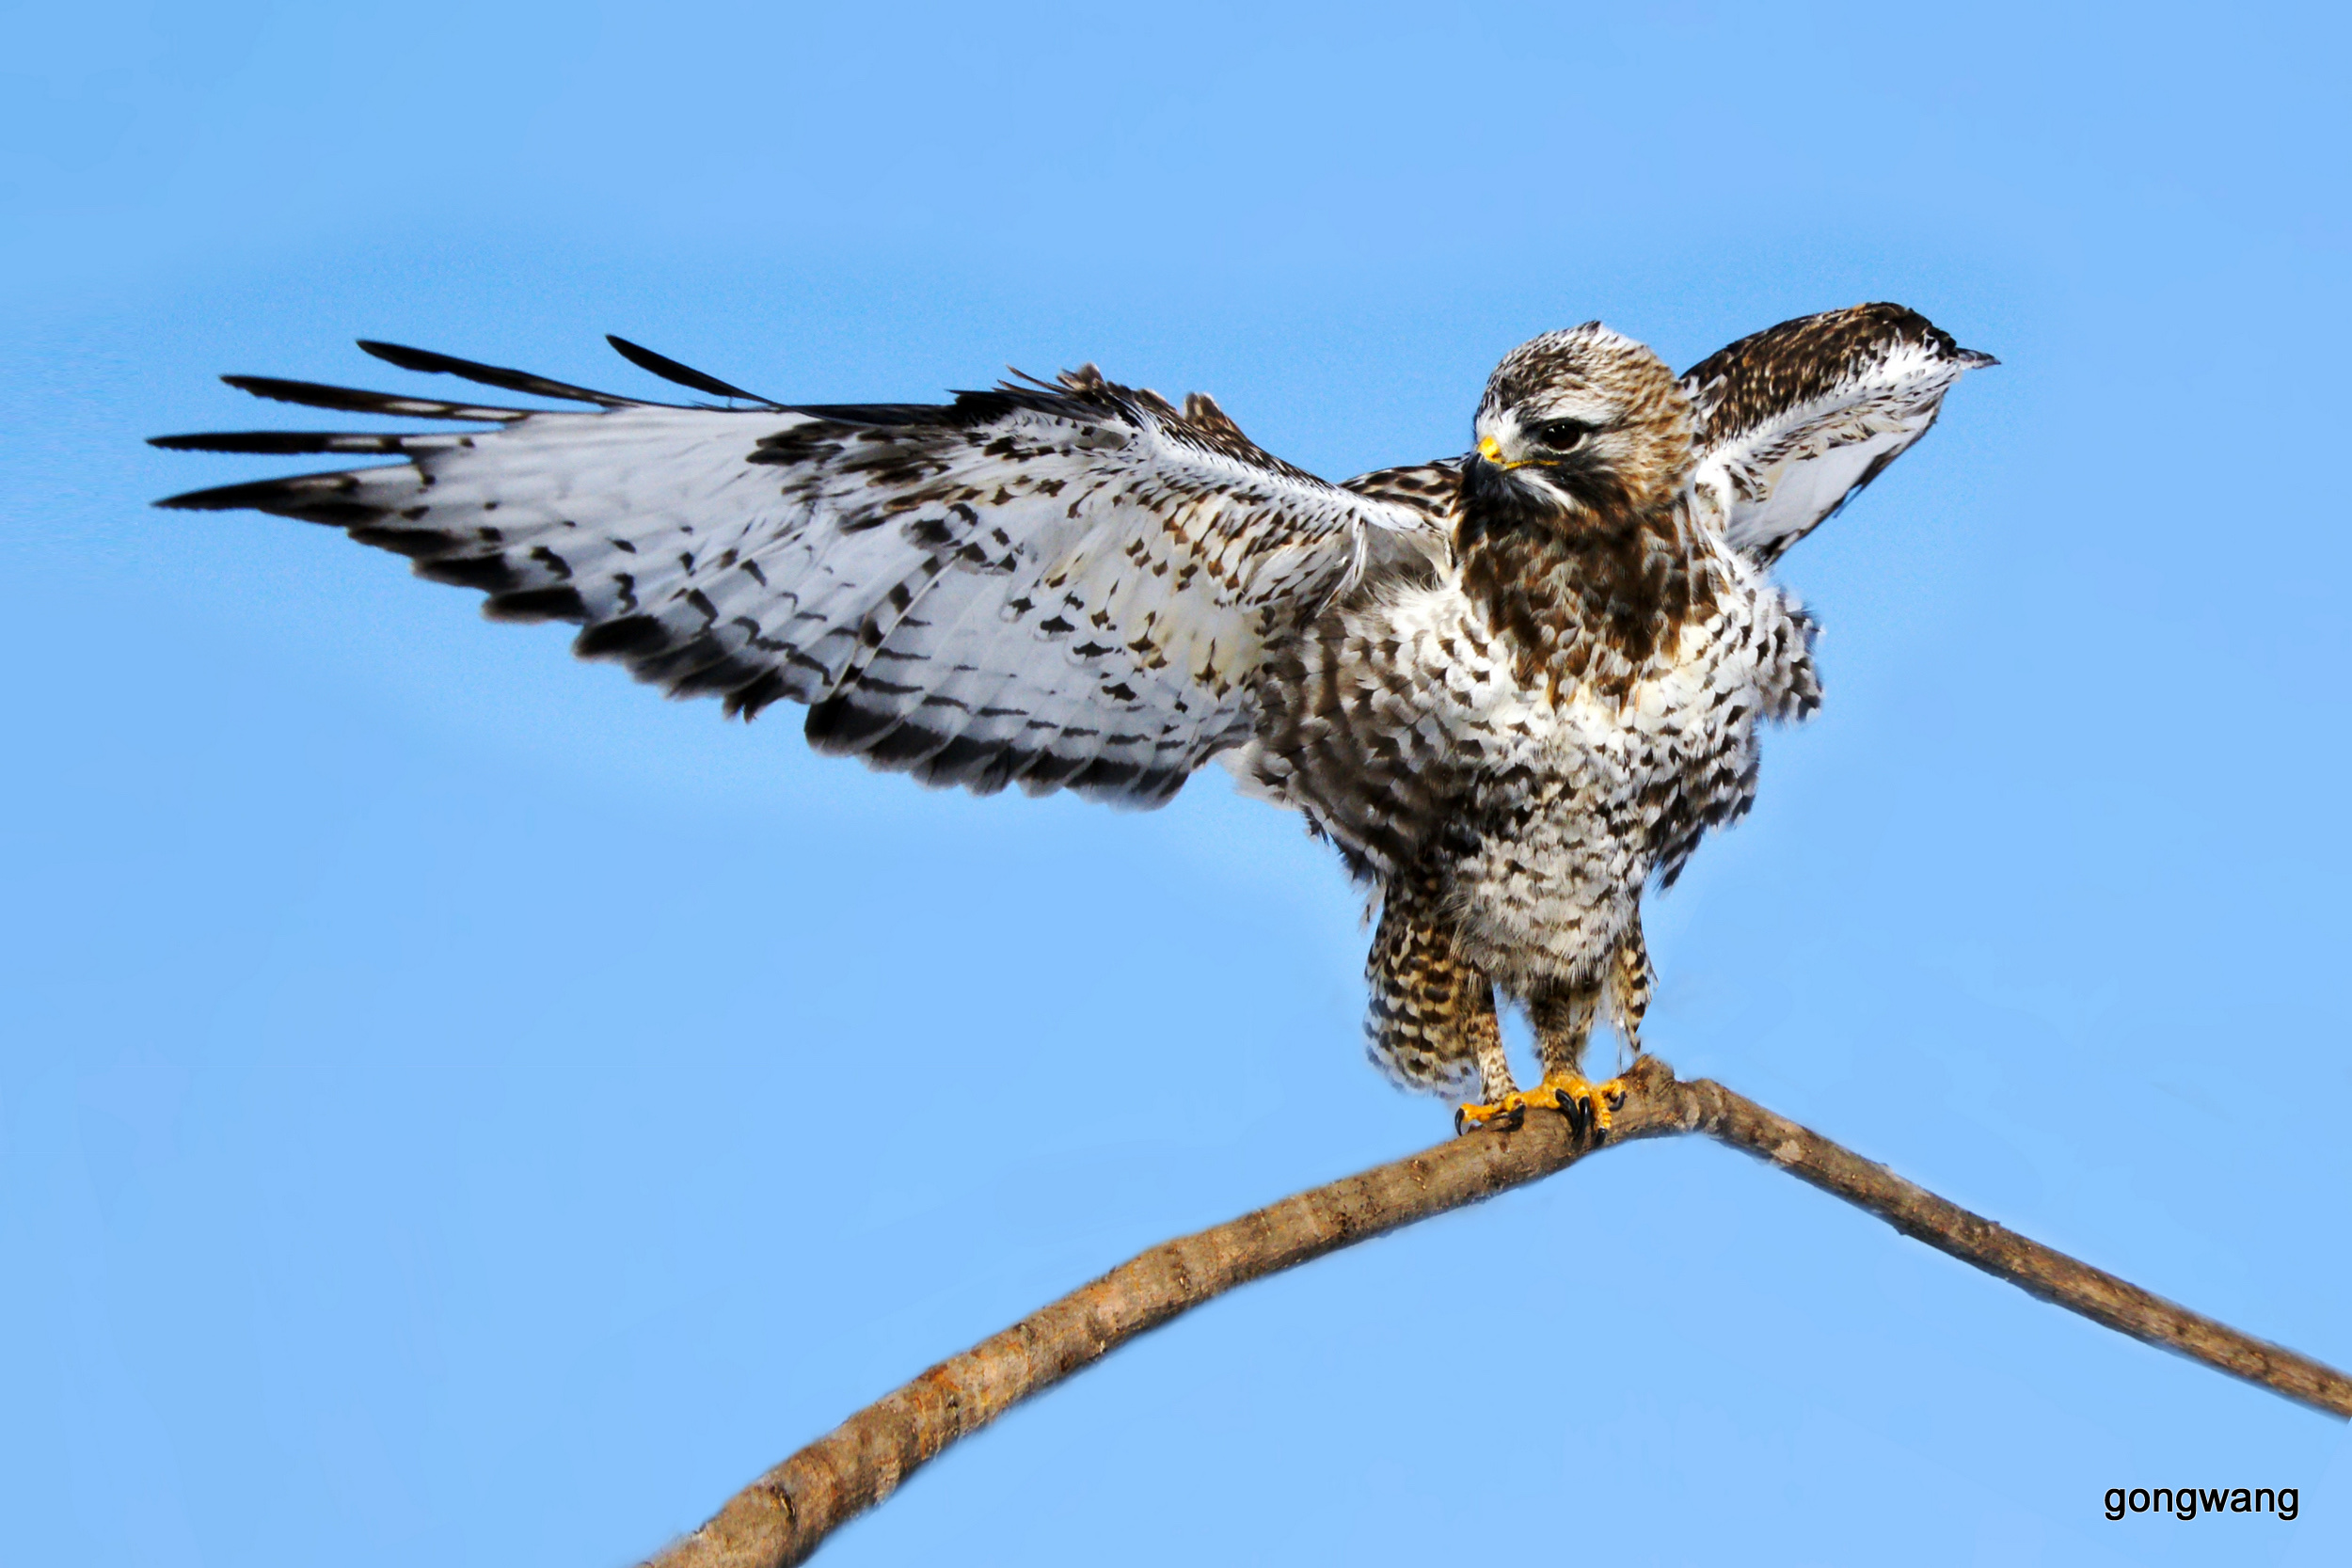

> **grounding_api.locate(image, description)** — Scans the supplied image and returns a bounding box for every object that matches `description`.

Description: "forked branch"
[644,1055,2350,1568]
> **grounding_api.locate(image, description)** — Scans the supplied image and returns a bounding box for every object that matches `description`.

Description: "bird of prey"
[154,304,1992,1133]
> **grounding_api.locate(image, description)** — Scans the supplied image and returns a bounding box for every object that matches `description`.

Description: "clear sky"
[5,3,2348,1564]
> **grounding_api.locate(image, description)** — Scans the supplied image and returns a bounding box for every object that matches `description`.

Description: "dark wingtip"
[151,471,375,522]
[355,339,443,372]
[1958,348,2000,369]
[152,479,290,512]
[151,432,264,453]
[150,430,407,454]
[355,340,638,406]
[605,334,772,404]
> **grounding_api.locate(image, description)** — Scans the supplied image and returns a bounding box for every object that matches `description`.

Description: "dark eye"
[1534,419,1591,451]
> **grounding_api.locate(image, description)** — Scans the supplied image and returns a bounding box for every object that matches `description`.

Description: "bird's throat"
[1455,487,1716,703]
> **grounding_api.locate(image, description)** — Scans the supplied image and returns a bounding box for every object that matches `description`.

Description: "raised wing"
[154,341,1441,804]
[1682,303,1994,565]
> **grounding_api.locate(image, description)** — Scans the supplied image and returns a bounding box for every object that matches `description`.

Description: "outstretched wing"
[1682,303,1994,565]
[155,341,1441,805]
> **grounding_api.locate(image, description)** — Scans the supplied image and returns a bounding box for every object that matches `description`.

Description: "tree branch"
[643,1055,2349,1568]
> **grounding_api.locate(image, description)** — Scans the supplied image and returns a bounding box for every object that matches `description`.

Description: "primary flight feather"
[156,304,1991,1130]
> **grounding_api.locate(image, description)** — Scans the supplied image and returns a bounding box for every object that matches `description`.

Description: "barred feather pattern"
[157,356,1441,805]
[1363,849,1503,1096]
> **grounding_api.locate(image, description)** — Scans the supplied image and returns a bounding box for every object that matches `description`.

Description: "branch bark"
[643,1055,2349,1568]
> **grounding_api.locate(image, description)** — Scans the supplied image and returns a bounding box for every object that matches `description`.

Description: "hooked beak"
[1476,434,1524,468]
[1477,433,1539,472]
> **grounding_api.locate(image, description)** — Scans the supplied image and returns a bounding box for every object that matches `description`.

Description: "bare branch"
[643,1056,2349,1568]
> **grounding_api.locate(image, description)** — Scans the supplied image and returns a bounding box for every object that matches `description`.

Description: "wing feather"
[154,345,1439,806]
[1341,459,1461,578]
[1682,303,1994,565]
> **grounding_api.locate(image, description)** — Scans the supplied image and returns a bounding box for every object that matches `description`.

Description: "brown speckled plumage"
[1241,316,1979,1102]
[154,306,1990,1118]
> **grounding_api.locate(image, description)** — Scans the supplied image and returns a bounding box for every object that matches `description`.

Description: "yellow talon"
[1454,1076,1630,1136]
[1453,1091,1531,1134]
[1527,1072,1628,1136]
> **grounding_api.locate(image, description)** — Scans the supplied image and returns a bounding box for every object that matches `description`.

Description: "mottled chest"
[1245,539,1811,863]
[1398,563,1788,830]
[1369,562,1811,979]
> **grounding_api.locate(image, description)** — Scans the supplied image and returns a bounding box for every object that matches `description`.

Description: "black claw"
[1579,1094,1602,1142]
[1454,1108,1469,1136]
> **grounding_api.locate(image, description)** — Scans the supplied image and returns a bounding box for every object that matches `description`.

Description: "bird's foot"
[1524,1071,1627,1140]
[1453,1092,1530,1135]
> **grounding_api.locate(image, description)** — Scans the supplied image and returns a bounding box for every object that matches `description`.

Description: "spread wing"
[1682,303,1994,565]
[155,340,1444,805]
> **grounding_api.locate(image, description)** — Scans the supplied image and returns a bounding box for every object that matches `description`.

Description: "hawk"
[154,304,1992,1133]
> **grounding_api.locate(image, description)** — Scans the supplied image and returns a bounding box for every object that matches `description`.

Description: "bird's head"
[1468,324,1694,524]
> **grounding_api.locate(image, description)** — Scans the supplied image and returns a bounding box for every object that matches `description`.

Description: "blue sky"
[5,3,2348,1564]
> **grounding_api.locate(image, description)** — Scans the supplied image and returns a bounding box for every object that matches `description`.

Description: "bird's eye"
[1534,419,1591,451]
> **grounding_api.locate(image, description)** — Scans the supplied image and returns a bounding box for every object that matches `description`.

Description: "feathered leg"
[1608,910,1653,1067]
[1365,860,1515,1122]
[1526,915,1648,1140]
[1532,984,1597,1081]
